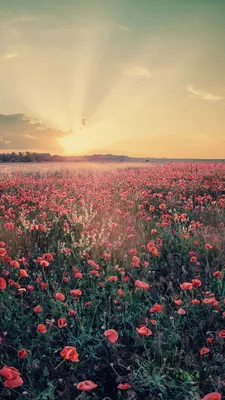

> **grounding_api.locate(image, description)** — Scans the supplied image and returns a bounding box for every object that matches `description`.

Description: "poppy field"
[0,163,225,400]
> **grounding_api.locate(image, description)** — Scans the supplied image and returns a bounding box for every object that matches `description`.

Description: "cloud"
[0,53,18,60]
[186,85,224,102]
[12,17,37,22]
[0,113,69,150]
[123,65,152,80]
[117,25,130,32]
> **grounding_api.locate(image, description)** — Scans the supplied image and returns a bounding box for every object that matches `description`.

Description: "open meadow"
[1,162,225,400]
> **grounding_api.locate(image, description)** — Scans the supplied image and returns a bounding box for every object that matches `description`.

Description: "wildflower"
[218,330,225,339]
[75,272,83,279]
[57,318,67,328]
[136,325,152,336]
[68,309,76,316]
[10,260,20,268]
[18,349,28,358]
[192,299,201,305]
[108,276,118,282]
[43,253,53,261]
[129,248,137,256]
[0,277,6,290]
[192,279,201,287]
[135,280,150,290]
[37,324,47,333]
[40,260,49,267]
[0,366,23,388]
[55,292,65,301]
[0,248,7,257]
[201,393,221,400]
[180,282,193,290]
[60,346,79,362]
[117,383,131,390]
[70,289,82,296]
[131,256,140,267]
[77,380,98,391]
[200,347,210,355]
[40,282,48,290]
[205,244,213,249]
[19,269,29,278]
[150,304,163,313]
[104,329,118,343]
[213,271,222,279]
[177,308,186,315]
[174,299,182,306]
[117,289,124,295]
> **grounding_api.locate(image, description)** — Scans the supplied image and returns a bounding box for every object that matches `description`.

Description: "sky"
[0,0,225,158]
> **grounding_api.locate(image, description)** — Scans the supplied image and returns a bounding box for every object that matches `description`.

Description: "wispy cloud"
[186,85,224,102]
[123,65,152,80]
[117,25,130,32]
[13,17,37,22]
[0,53,18,60]
[0,113,69,150]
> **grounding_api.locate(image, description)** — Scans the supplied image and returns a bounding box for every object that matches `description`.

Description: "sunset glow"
[0,0,225,158]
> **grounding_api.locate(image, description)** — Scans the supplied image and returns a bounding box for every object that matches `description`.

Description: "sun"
[58,131,94,155]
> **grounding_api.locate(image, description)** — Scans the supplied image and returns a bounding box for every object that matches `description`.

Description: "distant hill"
[0,151,224,163]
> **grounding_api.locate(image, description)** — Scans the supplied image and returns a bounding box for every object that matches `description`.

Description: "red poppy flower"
[0,277,6,290]
[18,349,28,358]
[40,260,49,267]
[200,347,210,355]
[0,248,7,257]
[213,271,222,279]
[201,393,221,400]
[192,299,201,304]
[70,289,82,296]
[75,272,83,279]
[192,279,201,287]
[55,292,65,301]
[60,346,79,362]
[136,325,152,336]
[177,308,186,315]
[174,299,182,306]
[218,330,225,339]
[19,269,29,278]
[117,383,131,390]
[43,253,53,261]
[180,282,193,290]
[33,305,42,313]
[68,309,76,316]
[150,303,163,313]
[37,324,47,333]
[135,280,150,290]
[58,318,67,328]
[0,366,20,380]
[104,329,119,343]
[77,380,98,391]
[4,376,23,388]
[10,260,20,268]
[108,276,118,282]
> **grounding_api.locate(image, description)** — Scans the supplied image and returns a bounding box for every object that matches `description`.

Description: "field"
[0,162,225,400]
